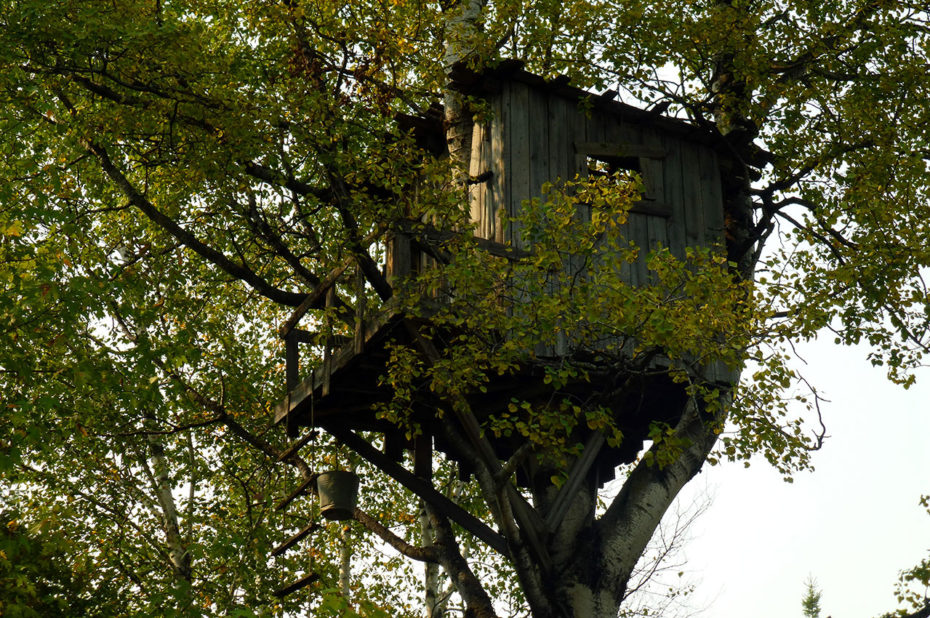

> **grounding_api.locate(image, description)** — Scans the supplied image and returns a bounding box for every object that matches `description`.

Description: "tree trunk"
[144,426,193,586]
[443,0,487,186]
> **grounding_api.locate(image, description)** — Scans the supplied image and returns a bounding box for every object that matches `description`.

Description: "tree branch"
[353,507,439,563]
[83,139,307,307]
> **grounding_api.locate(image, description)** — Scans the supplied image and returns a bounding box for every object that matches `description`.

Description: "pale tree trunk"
[340,460,357,601]
[339,525,352,599]
[443,0,487,185]
[545,392,732,617]
[142,422,193,587]
[421,502,443,618]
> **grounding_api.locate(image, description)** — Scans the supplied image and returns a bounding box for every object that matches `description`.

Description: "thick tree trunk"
[530,389,733,618]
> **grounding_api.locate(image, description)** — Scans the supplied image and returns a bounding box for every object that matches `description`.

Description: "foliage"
[0,0,928,616]
[0,511,103,617]
[881,496,930,618]
[802,575,823,618]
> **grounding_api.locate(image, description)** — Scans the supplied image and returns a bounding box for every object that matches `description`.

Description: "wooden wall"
[469,79,726,259]
[467,79,729,366]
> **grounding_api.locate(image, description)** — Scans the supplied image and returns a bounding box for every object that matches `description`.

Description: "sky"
[678,337,930,618]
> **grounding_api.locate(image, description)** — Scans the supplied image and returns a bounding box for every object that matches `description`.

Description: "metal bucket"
[316,470,359,521]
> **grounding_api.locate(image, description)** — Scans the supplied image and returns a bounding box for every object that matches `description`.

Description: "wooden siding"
[468,80,729,370]
[470,80,725,258]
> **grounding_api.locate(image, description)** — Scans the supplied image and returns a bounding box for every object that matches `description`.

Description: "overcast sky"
[679,337,930,618]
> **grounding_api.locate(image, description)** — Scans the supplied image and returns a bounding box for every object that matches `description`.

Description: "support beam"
[402,318,551,566]
[544,432,605,532]
[277,430,318,463]
[273,572,320,598]
[271,523,320,557]
[326,425,509,557]
[276,474,318,512]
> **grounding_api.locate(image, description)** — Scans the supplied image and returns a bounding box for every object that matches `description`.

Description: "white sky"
[680,337,930,617]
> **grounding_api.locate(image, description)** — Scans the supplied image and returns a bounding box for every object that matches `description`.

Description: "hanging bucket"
[316,470,359,521]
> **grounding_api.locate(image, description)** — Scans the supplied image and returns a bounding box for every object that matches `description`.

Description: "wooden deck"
[274,300,701,488]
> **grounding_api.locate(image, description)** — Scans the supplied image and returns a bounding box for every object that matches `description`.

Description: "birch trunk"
[145,430,193,584]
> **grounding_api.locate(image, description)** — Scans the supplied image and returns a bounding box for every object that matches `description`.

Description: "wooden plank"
[508,81,531,250]
[548,95,570,183]
[273,309,407,426]
[544,432,605,532]
[696,144,726,384]
[574,142,667,159]
[681,141,706,248]
[528,87,549,210]
[662,135,687,260]
[547,95,571,357]
[526,88,551,357]
[629,201,673,218]
[469,119,487,232]
[386,232,412,283]
[271,523,320,557]
[490,86,509,244]
[273,572,320,598]
[277,430,318,462]
[326,426,510,557]
[601,113,646,288]
[276,473,319,512]
[699,146,725,244]
[642,128,671,284]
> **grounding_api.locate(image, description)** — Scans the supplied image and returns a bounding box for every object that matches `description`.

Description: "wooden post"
[322,286,336,397]
[414,433,432,480]
[326,425,509,557]
[285,331,300,437]
[354,262,365,355]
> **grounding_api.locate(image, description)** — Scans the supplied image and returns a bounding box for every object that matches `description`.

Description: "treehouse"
[272,63,738,538]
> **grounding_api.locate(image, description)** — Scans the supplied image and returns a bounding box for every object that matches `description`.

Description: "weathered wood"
[276,473,319,512]
[629,201,673,218]
[273,308,405,426]
[700,146,725,243]
[681,141,707,248]
[528,85,549,217]
[273,572,320,598]
[413,433,432,480]
[489,85,508,244]
[326,426,510,557]
[544,432,605,532]
[277,430,318,462]
[508,81,530,250]
[271,523,320,557]
[277,259,351,339]
[574,142,667,160]
[386,231,413,282]
[662,134,687,260]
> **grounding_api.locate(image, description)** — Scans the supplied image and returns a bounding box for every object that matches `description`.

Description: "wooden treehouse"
[270,62,739,575]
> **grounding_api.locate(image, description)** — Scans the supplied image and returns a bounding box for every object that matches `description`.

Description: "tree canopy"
[1,0,929,616]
